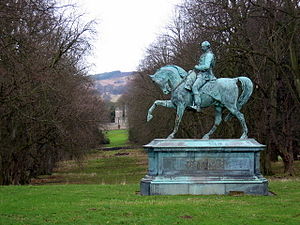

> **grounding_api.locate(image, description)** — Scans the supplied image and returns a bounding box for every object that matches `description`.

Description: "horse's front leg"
[167,104,185,139]
[147,100,175,122]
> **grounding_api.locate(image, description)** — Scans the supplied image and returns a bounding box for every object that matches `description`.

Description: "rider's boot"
[184,70,197,91]
[194,93,202,112]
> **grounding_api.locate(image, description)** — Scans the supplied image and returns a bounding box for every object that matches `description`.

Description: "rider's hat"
[201,41,211,47]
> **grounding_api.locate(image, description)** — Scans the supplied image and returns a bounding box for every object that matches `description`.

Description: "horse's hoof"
[202,134,209,140]
[240,134,248,139]
[147,114,153,122]
[167,134,174,139]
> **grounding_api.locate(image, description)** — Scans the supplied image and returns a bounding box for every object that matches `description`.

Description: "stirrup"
[193,99,201,112]
[190,102,201,112]
[190,105,201,112]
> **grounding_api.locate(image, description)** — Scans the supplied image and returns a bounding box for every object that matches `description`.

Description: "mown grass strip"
[104,129,129,148]
[32,149,147,185]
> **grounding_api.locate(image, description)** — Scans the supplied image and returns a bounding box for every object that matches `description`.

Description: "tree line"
[124,0,300,175]
[0,0,107,184]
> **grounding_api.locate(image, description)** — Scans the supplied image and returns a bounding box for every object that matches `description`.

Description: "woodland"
[0,0,107,184]
[125,0,300,175]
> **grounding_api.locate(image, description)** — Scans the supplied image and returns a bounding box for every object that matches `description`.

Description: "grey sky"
[61,0,182,74]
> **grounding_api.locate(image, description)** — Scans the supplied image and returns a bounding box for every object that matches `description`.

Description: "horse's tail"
[224,76,253,121]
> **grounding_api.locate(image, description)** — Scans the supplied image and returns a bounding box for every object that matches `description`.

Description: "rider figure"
[185,41,216,111]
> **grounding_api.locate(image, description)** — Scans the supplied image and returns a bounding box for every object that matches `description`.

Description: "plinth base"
[140,139,268,195]
[141,176,268,195]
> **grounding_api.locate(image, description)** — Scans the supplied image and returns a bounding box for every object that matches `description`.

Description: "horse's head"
[149,69,172,94]
[149,65,187,95]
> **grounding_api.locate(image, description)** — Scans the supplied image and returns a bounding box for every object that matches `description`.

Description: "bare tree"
[125,0,300,175]
[0,0,107,184]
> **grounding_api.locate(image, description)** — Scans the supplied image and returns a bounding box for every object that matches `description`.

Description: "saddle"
[184,71,221,104]
[200,80,221,102]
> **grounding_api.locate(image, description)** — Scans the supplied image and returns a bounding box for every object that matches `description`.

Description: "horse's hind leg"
[202,106,223,139]
[227,106,248,139]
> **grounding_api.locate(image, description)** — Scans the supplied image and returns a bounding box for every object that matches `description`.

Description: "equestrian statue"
[147,41,253,139]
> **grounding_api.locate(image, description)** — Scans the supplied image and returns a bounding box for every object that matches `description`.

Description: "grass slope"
[1,131,300,224]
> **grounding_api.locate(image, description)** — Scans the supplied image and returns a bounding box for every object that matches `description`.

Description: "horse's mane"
[161,65,187,78]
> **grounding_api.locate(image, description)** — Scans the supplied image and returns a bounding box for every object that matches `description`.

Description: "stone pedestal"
[140,139,268,195]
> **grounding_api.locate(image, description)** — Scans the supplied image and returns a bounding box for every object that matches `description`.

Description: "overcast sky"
[60,0,182,74]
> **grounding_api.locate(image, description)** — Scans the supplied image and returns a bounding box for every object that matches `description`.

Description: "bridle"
[162,66,188,92]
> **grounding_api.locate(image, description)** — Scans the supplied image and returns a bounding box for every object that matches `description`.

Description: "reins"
[163,67,188,92]
[171,76,188,92]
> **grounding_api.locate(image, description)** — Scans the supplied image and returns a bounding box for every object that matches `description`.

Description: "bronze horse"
[147,65,253,139]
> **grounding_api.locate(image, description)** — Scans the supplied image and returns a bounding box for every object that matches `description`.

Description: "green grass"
[32,149,147,185]
[1,149,300,224]
[104,129,129,147]
[1,181,300,225]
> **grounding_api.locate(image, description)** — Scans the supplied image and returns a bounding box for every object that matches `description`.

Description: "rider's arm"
[194,53,214,71]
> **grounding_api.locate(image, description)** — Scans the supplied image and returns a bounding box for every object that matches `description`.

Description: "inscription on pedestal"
[162,157,251,175]
[186,158,224,170]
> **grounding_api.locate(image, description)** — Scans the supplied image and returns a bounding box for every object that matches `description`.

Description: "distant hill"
[91,71,133,81]
[89,71,135,102]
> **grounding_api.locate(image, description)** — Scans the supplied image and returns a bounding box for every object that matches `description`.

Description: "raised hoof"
[147,114,153,122]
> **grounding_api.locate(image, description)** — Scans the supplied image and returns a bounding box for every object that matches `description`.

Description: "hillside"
[89,71,135,102]
[91,71,133,80]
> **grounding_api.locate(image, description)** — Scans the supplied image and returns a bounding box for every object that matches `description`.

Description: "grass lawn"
[1,131,300,224]
[104,129,129,148]
[1,180,300,225]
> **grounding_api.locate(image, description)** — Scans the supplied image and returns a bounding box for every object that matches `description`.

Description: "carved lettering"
[186,158,224,170]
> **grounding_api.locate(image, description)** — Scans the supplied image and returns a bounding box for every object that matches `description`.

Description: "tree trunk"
[282,140,295,176]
